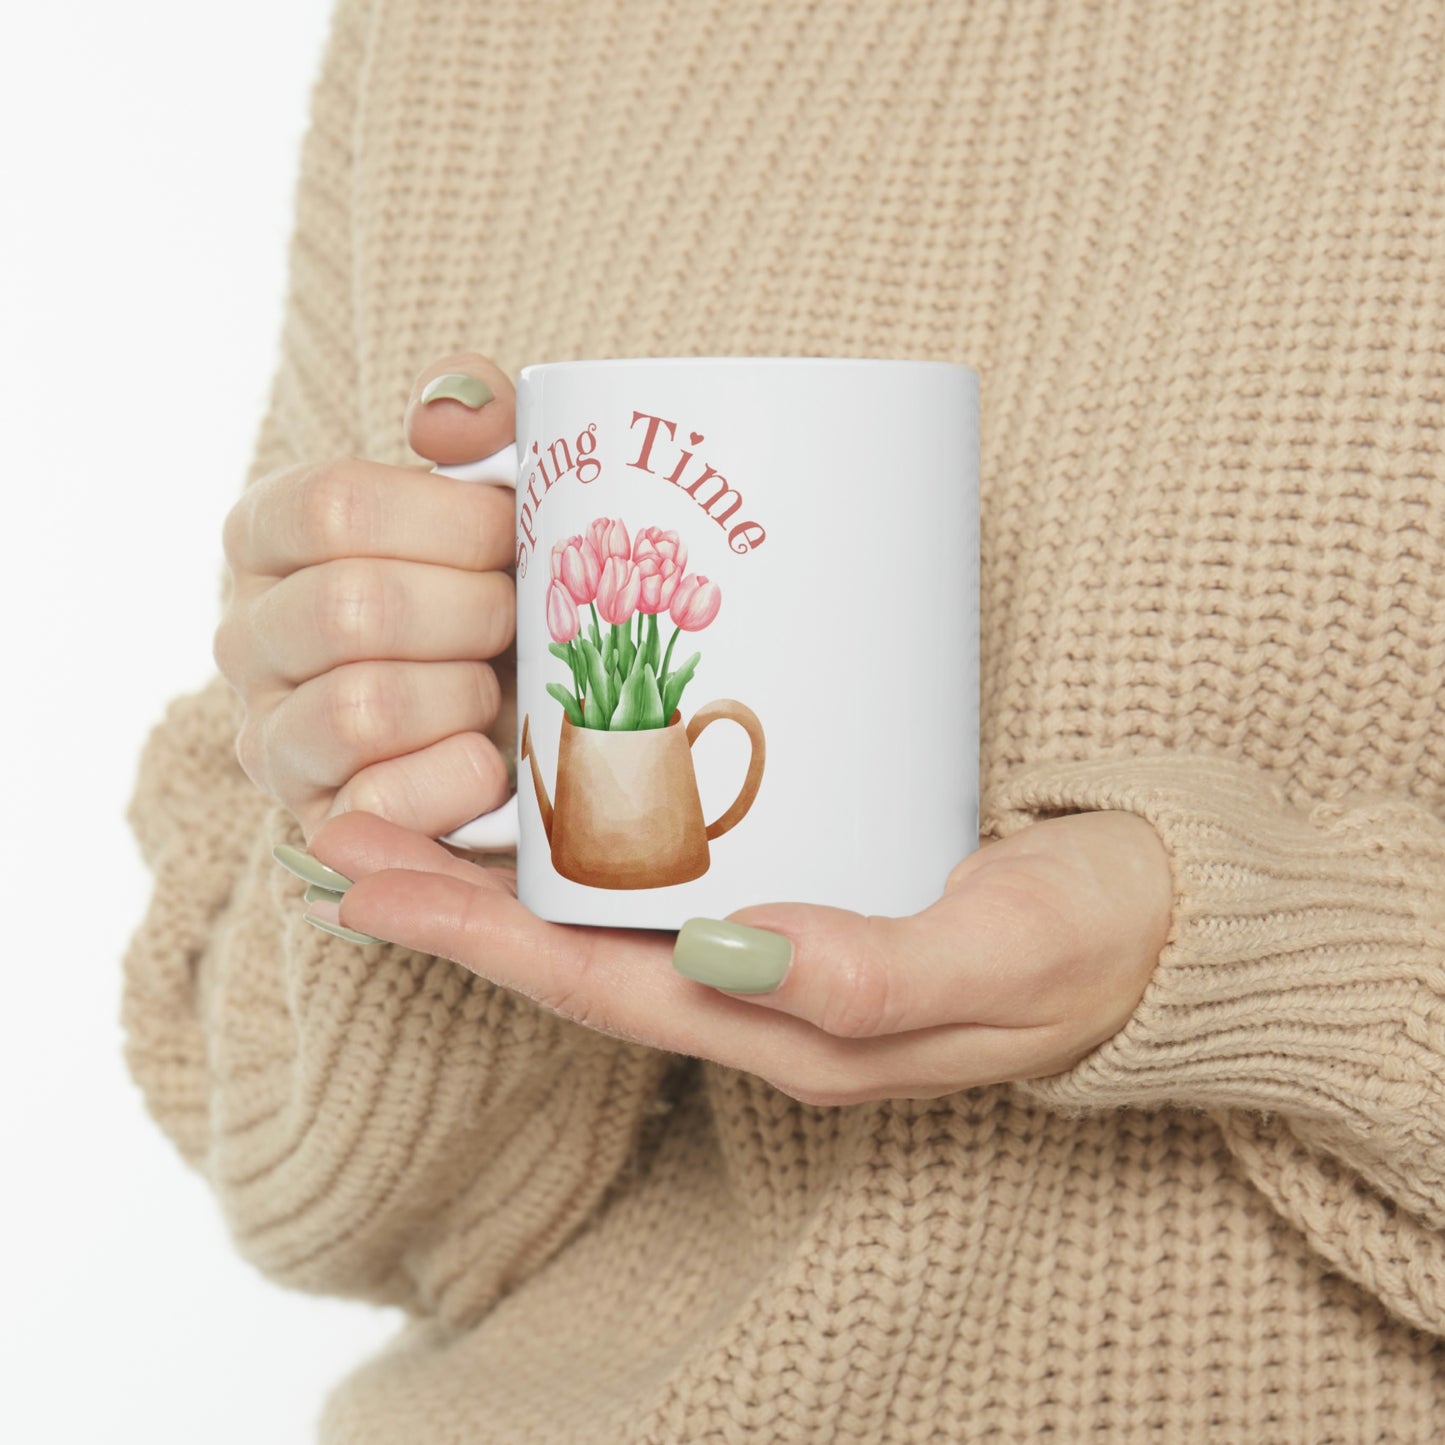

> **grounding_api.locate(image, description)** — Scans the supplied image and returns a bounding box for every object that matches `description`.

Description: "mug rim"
[518,355,979,381]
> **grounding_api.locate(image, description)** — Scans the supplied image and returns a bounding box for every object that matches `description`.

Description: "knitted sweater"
[122,0,1445,1439]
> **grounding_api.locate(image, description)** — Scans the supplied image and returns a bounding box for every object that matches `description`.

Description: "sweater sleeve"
[984,752,1445,1338]
[120,0,678,1328]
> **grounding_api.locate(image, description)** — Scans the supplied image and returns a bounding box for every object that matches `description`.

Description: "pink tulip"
[634,555,684,614]
[632,526,687,574]
[632,527,687,614]
[545,579,580,643]
[669,573,722,631]
[638,560,682,614]
[550,534,602,605]
[595,555,642,626]
[587,516,631,564]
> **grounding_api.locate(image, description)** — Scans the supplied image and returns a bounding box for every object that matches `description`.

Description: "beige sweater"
[122,0,1445,1439]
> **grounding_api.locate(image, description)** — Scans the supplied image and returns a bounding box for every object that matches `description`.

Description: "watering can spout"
[520,714,553,843]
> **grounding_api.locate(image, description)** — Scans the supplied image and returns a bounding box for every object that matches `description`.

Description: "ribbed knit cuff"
[982,754,1445,1129]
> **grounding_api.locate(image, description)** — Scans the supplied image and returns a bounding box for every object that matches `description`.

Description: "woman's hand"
[215,353,520,845]
[294,808,1173,1104]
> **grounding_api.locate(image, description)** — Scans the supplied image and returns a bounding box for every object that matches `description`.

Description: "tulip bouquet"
[544,517,722,730]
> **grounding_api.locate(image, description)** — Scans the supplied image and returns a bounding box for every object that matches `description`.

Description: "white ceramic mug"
[432,357,979,930]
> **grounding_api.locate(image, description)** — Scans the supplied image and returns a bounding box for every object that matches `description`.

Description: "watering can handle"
[430,444,524,852]
[686,700,767,840]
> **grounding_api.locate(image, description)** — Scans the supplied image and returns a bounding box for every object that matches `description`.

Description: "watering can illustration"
[520,700,765,889]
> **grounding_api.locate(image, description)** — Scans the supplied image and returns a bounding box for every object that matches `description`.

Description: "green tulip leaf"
[641,662,666,728]
[661,652,700,719]
[578,636,614,727]
[615,622,635,680]
[611,661,665,731]
[608,668,639,729]
[545,682,584,728]
[547,642,574,664]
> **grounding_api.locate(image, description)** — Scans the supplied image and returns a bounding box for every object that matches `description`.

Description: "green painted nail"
[302,914,384,946]
[272,844,352,891]
[420,372,494,409]
[304,883,346,906]
[673,918,792,994]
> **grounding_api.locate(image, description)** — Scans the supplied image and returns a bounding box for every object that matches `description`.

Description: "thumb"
[404,351,516,465]
[672,901,962,1040]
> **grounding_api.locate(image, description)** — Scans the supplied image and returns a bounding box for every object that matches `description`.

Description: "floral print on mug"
[521,516,765,890]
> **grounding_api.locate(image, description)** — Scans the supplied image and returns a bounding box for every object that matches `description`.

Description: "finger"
[306,808,516,892]
[319,836,1073,1102]
[233,557,515,688]
[226,456,516,578]
[681,887,1059,1039]
[484,641,517,756]
[404,353,517,466]
[326,845,803,1059]
[316,729,514,843]
[258,658,500,796]
[309,812,828,1061]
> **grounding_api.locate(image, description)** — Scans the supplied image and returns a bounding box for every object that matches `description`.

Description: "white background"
[0,5,404,1442]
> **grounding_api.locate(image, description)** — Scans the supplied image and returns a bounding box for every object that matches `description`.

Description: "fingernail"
[420,372,494,409]
[304,883,346,907]
[303,913,384,946]
[305,895,341,924]
[673,918,792,994]
[273,844,352,891]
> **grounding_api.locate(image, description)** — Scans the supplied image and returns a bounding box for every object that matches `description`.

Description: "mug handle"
[686,700,766,840]
[433,446,523,852]
[431,445,519,487]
